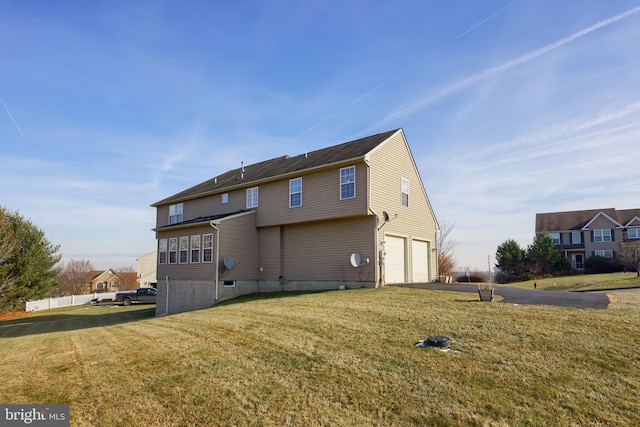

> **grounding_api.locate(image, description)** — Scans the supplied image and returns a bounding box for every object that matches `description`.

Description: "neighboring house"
[151,128,439,316]
[87,268,138,293]
[136,251,158,288]
[535,208,640,270]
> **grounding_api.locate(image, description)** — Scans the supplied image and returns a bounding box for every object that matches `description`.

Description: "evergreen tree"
[527,232,562,275]
[495,239,527,282]
[0,207,62,312]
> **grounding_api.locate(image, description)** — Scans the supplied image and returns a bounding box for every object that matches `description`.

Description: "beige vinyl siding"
[256,164,369,227]
[368,130,438,282]
[281,217,375,283]
[155,188,248,227]
[157,224,218,281]
[155,161,369,229]
[258,226,281,281]
[584,215,619,256]
[156,212,258,281]
[216,212,259,281]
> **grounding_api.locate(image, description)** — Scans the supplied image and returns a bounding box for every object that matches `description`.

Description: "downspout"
[365,156,378,287]
[210,221,220,301]
[160,275,169,316]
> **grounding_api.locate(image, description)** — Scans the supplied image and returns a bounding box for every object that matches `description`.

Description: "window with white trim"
[594,250,613,258]
[169,238,178,264]
[203,234,213,263]
[169,203,183,225]
[158,239,167,264]
[571,231,582,244]
[340,166,355,199]
[289,177,302,207]
[222,193,228,204]
[628,229,640,239]
[246,187,259,208]
[190,235,200,263]
[594,229,612,242]
[179,236,189,263]
[549,232,561,244]
[401,177,409,207]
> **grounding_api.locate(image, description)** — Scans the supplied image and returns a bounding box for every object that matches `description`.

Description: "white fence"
[26,292,118,312]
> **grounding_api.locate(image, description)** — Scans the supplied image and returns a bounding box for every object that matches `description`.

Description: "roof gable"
[581,211,623,229]
[624,216,640,227]
[615,209,640,226]
[152,129,401,207]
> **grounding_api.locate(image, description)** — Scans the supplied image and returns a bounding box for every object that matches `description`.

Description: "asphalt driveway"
[392,283,610,309]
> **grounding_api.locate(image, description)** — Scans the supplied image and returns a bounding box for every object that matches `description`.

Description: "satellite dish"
[350,253,362,268]
[223,256,236,270]
[383,211,390,222]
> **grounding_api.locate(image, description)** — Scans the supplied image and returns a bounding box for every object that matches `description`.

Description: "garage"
[412,240,429,283]
[385,235,406,284]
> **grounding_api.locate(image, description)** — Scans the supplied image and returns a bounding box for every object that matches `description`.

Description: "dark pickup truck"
[114,288,157,306]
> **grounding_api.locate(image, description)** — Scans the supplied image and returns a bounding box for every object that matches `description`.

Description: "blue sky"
[2,1,639,272]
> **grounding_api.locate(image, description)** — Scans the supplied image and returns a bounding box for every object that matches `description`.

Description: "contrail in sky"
[382,5,640,124]
[288,1,516,143]
[0,95,29,145]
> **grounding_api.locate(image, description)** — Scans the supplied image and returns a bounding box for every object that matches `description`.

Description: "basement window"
[223,280,236,287]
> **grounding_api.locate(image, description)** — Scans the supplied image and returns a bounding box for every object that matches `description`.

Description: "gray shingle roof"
[536,208,640,231]
[152,129,400,207]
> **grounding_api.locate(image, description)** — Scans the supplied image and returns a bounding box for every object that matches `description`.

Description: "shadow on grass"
[0,305,156,338]
[214,289,348,307]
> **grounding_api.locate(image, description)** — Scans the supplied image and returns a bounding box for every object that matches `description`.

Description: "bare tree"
[617,241,640,277]
[437,222,457,277]
[59,259,95,295]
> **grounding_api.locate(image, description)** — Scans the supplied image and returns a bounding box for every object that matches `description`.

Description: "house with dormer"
[151,129,439,315]
[535,208,640,269]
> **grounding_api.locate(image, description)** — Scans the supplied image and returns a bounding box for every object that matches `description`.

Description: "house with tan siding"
[151,129,439,315]
[86,269,138,293]
[535,208,640,270]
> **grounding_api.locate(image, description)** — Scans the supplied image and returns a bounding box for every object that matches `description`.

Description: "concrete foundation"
[155,278,376,316]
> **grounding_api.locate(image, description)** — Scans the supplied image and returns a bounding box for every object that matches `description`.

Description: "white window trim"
[289,177,302,208]
[203,233,213,263]
[169,237,178,264]
[571,231,582,244]
[158,239,168,264]
[594,229,612,242]
[169,203,183,225]
[401,177,409,207]
[190,235,201,263]
[594,250,613,258]
[179,236,189,264]
[340,166,356,200]
[222,193,228,204]
[628,229,640,239]
[549,232,561,245]
[246,187,259,208]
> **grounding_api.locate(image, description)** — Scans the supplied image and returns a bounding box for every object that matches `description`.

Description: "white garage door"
[412,240,429,283]
[385,235,406,284]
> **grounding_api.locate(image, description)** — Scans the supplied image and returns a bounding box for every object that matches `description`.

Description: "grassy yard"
[1,287,639,426]
[495,272,640,291]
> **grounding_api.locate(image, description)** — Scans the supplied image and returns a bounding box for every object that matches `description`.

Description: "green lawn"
[495,271,640,291]
[1,287,639,426]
